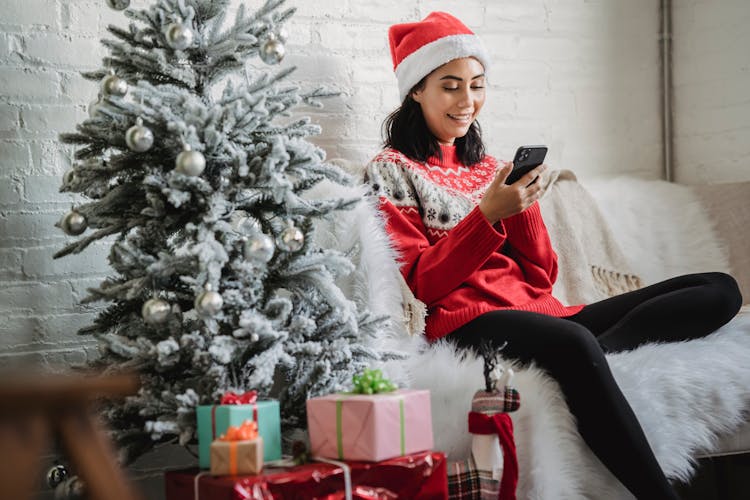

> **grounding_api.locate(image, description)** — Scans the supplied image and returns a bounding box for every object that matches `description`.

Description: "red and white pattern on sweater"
[366,148,497,243]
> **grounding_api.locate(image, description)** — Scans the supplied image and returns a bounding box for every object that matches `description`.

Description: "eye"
[443,87,458,92]
[471,86,485,90]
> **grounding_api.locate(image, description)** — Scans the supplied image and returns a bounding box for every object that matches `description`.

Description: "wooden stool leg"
[57,410,141,500]
[0,413,48,500]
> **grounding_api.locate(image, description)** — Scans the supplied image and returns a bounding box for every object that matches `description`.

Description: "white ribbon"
[312,456,352,500]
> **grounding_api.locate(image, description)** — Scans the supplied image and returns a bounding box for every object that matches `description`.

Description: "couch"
[312,163,750,499]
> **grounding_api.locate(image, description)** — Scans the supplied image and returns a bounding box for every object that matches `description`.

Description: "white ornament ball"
[165,23,194,50]
[125,118,154,152]
[88,98,103,118]
[259,37,285,65]
[141,297,170,325]
[106,0,130,10]
[250,333,260,342]
[175,146,206,176]
[244,233,275,263]
[100,73,128,97]
[277,225,304,252]
[60,210,88,236]
[195,285,223,317]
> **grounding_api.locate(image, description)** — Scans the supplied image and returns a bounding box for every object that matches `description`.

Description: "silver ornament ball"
[100,73,128,97]
[60,210,88,236]
[259,37,285,65]
[106,0,130,10]
[142,297,170,325]
[250,333,260,342]
[277,225,304,252]
[244,233,275,263]
[165,23,194,50]
[125,118,154,152]
[195,286,223,317]
[175,147,206,176]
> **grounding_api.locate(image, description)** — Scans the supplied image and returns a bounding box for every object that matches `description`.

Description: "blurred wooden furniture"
[0,372,142,500]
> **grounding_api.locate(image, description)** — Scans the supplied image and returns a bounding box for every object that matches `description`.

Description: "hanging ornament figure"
[59,210,88,236]
[106,0,130,10]
[195,284,223,317]
[259,33,285,65]
[277,222,304,252]
[174,144,206,176]
[125,117,154,152]
[142,297,170,325]
[165,21,194,50]
[100,71,128,97]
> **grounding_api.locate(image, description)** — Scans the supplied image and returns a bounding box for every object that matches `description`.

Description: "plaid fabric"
[502,387,520,413]
[447,457,501,500]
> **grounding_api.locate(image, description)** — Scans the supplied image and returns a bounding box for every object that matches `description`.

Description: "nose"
[457,87,473,109]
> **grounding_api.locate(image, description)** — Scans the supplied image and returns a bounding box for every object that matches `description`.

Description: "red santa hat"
[388,12,490,101]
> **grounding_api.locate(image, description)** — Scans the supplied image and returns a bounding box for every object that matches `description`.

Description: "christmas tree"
[56,0,394,463]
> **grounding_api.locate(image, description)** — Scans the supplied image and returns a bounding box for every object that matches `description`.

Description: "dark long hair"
[382,79,486,166]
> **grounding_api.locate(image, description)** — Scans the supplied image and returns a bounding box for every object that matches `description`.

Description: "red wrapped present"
[164,450,448,500]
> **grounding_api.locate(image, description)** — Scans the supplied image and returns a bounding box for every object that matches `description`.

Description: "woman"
[365,11,743,500]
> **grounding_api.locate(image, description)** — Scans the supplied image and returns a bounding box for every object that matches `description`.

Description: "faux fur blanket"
[309,168,750,499]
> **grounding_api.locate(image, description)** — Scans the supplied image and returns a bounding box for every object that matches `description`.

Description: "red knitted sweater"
[365,145,584,341]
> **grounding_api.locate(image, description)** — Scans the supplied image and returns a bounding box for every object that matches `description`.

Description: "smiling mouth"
[447,114,472,123]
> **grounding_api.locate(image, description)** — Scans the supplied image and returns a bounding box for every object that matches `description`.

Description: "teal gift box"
[197,397,281,469]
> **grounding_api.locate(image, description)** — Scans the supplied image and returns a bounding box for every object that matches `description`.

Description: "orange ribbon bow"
[219,420,258,442]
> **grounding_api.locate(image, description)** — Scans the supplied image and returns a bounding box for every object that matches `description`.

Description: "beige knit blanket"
[538,169,642,305]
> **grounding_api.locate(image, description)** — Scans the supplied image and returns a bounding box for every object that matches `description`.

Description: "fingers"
[494,161,513,185]
[521,163,547,186]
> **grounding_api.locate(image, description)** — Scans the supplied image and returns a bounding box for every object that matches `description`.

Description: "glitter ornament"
[60,210,88,236]
[100,72,128,97]
[106,0,130,10]
[259,34,285,65]
[244,233,275,263]
[174,144,206,176]
[125,117,154,152]
[277,223,304,252]
[165,22,194,50]
[195,284,223,317]
[142,297,170,325]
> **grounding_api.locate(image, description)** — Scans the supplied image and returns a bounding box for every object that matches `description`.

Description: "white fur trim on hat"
[394,33,490,102]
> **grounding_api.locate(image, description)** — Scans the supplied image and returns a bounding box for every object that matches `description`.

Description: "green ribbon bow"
[351,369,397,394]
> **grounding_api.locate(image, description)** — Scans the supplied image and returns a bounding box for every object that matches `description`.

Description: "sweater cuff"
[502,201,546,241]
[451,205,507,257]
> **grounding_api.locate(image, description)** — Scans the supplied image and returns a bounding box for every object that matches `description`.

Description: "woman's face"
[411,57,486,145]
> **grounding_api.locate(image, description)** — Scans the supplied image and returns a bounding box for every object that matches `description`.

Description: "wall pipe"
[659,0,674,182]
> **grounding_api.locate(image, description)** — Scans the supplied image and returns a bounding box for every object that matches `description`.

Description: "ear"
[410,89,423,103]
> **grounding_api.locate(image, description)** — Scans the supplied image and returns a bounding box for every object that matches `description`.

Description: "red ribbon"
[212,391,260,441]
[221,390,258,405]
[468,411,518,500]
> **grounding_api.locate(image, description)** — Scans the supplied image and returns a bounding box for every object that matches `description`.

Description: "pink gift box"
[306,389,434,462]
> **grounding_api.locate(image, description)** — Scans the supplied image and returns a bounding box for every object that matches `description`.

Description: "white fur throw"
[309,169,750,499]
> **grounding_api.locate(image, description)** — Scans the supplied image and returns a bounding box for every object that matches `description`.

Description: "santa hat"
[388,12,490,102]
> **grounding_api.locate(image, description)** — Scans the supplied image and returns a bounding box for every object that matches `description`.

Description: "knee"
[702,272,743,320]
[537,323,607,379]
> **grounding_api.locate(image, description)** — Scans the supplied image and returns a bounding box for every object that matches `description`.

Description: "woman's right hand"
[478,162,548,224]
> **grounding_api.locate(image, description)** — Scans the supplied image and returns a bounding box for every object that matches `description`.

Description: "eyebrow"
[439,74,485,81]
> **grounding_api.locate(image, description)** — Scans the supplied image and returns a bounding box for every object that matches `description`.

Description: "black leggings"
[449,272,743,500]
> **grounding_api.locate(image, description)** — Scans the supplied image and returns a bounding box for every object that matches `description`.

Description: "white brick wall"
[672,0,750,184]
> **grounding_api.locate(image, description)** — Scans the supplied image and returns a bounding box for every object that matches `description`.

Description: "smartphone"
[505,145,548,185]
